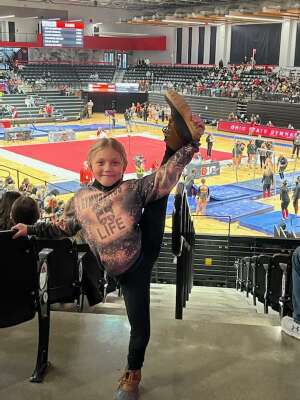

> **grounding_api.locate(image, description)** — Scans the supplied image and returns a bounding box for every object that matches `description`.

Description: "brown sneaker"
[164,89,205,150]
[114,370,141,400]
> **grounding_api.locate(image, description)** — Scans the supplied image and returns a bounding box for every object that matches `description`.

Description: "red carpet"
[3,137,231,174]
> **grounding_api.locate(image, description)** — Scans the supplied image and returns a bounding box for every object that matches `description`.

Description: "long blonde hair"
[87,138,128,170]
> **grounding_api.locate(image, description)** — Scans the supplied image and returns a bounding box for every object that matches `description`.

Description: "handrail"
[0,164,74,194]
[172,182,195,320]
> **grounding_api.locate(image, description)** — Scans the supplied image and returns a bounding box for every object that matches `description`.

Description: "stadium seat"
[256,254,272,313]
[0,230,52,382]
[272,253,293,318]
[35,238,85,310]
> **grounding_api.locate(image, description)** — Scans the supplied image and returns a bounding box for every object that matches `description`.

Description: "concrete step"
[1,311,298,400]
[53,285,280,327]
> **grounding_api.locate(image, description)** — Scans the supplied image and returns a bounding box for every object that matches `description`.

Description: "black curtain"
[230,24,281,65]
[188,27,192,64]
[176,28,182,64]
[209,27,216,64]
[82,92,148,113]
[198,27,205,64]
[294,23,300,66]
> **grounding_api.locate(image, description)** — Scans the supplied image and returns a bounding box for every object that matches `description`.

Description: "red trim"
[56,21,84,29]
[0,33,42,48]
[84,35,166,51]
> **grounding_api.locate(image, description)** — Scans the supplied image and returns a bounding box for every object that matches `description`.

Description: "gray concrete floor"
[0,287,298,400]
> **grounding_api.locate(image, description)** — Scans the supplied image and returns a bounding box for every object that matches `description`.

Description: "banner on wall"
[218,120,298,141]
[88,82,140,93]
[88,83,116,92]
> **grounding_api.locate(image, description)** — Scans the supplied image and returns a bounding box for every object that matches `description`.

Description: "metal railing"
[0,164,73,194]
[172,182,195,320]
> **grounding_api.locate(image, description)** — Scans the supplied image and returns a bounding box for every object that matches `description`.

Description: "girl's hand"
[12,223,28,239]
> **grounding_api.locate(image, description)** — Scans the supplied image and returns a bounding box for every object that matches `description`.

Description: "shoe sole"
[164,89,196,144]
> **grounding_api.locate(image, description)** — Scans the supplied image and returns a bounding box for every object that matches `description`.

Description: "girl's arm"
[13,197,81,239]
[138,142,199,205]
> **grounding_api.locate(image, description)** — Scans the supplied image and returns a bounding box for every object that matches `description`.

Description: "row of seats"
[19,64,116,85]
[236,253,293,317]
[123,65,268,87]
[0,232,108,382]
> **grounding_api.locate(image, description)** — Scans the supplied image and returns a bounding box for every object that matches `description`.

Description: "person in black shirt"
[293,177,300,214]
[280,180,290,219]
[277,154,288,179]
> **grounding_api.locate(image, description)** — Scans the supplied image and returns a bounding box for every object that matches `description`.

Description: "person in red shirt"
[44,103,54,117]
[80,160,93,186]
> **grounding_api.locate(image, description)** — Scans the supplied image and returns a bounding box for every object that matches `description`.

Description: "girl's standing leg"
[139,146,175,265]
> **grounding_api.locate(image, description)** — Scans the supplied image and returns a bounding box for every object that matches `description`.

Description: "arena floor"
[1,112,299,237]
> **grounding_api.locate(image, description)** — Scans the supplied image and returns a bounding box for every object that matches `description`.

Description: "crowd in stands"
[125,63,300,103]
[0,176,66,230]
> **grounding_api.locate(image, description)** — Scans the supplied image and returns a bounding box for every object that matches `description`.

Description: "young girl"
[13,96,204,400]
[196,178,210,215]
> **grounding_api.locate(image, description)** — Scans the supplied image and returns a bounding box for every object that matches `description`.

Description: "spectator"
[292,131,300,159]
[206,133,214,159]
[247,140,256,167]
[11,196,40,225]
[261,167,273,198]
[124,108,132,133]
[259,143,267,169]
[277,154,288,179]
[0,191,21,229]
[87,99,94,118]
[19,177,33,194]
[11,106,18,119]
[293,176,300,215]
[44,103,54,118]
[280,180,290,219]
[80,160,93,186]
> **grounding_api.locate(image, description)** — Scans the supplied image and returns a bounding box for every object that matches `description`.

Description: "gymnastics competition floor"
[2,112,300,237]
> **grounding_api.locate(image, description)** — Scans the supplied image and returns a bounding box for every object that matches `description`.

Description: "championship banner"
[218,120,297,141]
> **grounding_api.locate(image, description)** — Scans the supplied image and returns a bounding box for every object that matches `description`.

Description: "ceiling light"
[101,32,149,36]
[0,15,15,19]
[225,15,282,22]
[162,19,205,25]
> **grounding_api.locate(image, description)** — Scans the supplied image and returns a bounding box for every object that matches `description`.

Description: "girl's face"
[90,146,126,187]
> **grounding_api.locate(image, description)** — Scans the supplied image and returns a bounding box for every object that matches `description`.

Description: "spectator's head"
[0,191,21,229]
[11,196,40,225]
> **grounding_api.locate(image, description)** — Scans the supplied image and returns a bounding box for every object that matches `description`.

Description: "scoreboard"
[42,20,84,48]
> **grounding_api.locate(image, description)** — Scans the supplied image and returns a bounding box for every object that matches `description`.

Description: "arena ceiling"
[11,0,300,25]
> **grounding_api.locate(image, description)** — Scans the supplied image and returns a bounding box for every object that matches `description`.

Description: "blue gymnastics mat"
[0,123,125,138]
[239,211,300,235]
[235,170,300,192]
[209,184,261,202]
[47,180,81,195]
[166,194,197,215]
[205,199,273,222]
